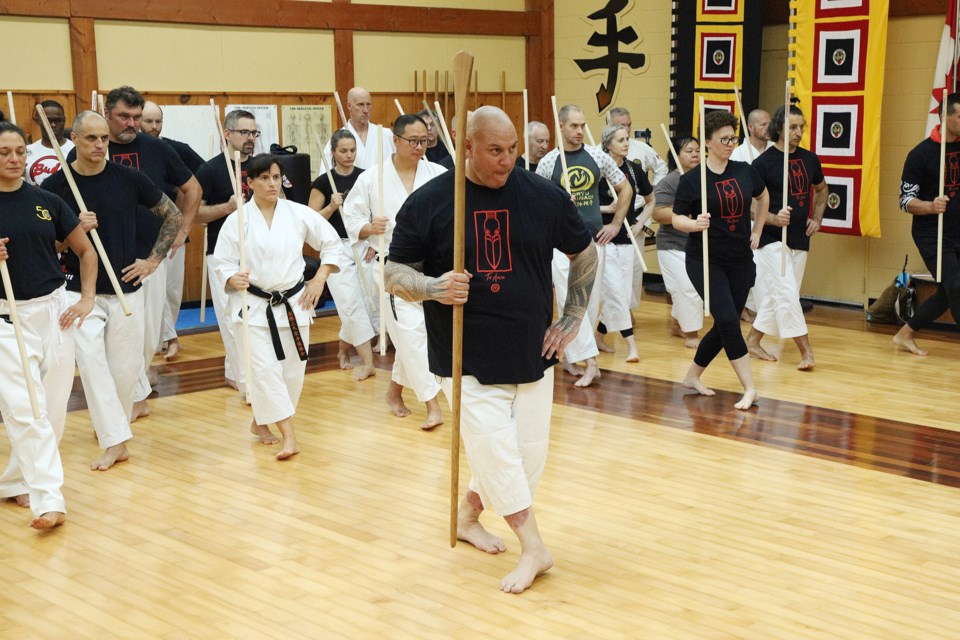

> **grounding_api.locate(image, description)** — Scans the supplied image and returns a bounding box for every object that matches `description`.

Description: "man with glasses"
[537,104,633,388]
[417,108,450,164]
[26,100,73,186]
[342,114,447,429]
[195,109,260,403]
[70,86,201,422]
[326,86,395,170]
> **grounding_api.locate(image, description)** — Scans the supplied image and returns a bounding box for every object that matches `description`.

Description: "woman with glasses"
[595,124,654,362]
[215,154,343,460]
[308,129,378,381]
[671,111,775,411]
[342,114,448,430]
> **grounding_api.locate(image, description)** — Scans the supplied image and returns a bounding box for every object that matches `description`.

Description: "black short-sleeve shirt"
[43,162,163,295]
[0,182,79,300]
[599,159,652,244]
[310,166,364,239]
[195,153,253,254]
[514,156,539,173]
[901,137,960,251]
[389,167,592,385]
[753,146,824,251]
[674,160,766,264]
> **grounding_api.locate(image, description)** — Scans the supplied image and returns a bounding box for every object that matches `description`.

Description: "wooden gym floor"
[1,294,959,639]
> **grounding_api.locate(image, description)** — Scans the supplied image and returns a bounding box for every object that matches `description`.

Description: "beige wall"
[0,17,74,90]
[353,0,523,7]
[95,21,336,93]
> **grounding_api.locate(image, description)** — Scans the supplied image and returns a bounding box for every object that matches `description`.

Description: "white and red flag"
[927,0,959,136]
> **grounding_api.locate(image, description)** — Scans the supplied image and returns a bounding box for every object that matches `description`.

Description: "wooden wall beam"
[68,16,98,114]
[0,0,69,17]
[525,0,554,125]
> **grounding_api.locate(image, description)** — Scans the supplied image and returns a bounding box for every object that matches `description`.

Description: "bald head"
[346,87,372,128]
[141,101,163,137]
[72,110,107,135]
[466,106,513,139]
[746,109,771,143]
[465,106,517,189]
[71,111,110,165]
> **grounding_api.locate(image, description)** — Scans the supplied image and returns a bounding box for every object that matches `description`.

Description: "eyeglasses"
[717,136,738,146]
[227,129,261,138]
[396,135,429,148]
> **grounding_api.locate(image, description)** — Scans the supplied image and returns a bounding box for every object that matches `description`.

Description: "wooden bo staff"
[732,84,755,162]
[334,91,348,129]
[36,104,131,316]
[938,88,947,282]
[233,150,254,402]
[522,89,529,171]
[0,262,40,419]
[6,91,15,125]
[660,123,684,173]
[199,132,218,324]
[473,70,479,110]
[698,98,711,317]
[422,69,428,103]
[781,80,790,277]
[433,100,456,157]
[97,94,105,118]
[377,124,387,357]
[500,71,506,110]
[91,90,98,112]
[583,123,648,272]
[315,131,378,304]
[449,49,474,548]
[549,96,572,196]
[394,99,405,116]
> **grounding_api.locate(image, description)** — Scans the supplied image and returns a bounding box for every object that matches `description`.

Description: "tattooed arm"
[120,194,184,286]
[384,260,472,305]
[542,241,598,358]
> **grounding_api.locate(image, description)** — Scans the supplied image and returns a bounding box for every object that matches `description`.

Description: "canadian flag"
[927,1,959,136]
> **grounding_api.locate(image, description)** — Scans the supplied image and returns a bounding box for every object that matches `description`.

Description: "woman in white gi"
[652,136,704,349]
[0,121,98,528]
[215,154,342,460]
[308,129,377,381]
[596,124,655,362]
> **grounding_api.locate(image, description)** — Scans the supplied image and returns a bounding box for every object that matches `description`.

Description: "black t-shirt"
[438,155,454,170]
[195,153,253,254]
[163,137,205,173]
[68,133,192,257]
[389,167,592,385]
[43,162,163,295]
[514,156,539,173]
[901,137,960,249]
[674,160,766,264]
[0,182,79,300]
[425,143,450,164]
[309,166,364,239]
[599,159,652,244]
[753,146,824,251]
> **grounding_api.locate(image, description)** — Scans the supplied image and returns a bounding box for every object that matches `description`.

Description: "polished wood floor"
[2,296,960,639]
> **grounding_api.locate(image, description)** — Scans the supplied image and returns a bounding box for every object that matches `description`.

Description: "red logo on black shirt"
[112,152,140,170]
[789,159,810,210]
[714,179,744,226]
[947,152,960,197]
[474,210,512,292]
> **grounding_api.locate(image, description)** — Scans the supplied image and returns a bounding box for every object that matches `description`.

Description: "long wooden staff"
[233,150,253,402]
[732,84,756,163]
[781,80,791,276]
[199,133,217,324]
[334,91,348,129]
[0,262,40,419]
[939,88,947,282]
[449,50,474,548]
[394,99,405,116]
[660,123,684,173]
[36,105,131,316]
[433,101,456,156]
[583,123,648,272]
[550,97,571,196]
[209,101,239,194]
[377,125,387,357]
[315,131,378,304]
[698,98,711,317]
[522,89,530,171]
[6,91,15,125]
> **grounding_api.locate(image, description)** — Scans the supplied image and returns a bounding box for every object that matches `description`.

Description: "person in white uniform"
[386,106,597,594]
[214,154,342,460]
[342,114,447,428]
[730,109,773,164]
[43,111,183,471]
[325,86,396,170]
[0,120,97,529]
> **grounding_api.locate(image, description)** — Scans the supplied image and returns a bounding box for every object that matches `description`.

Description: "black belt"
[245,280,308,362]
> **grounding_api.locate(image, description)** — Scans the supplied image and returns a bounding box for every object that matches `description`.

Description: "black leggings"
[909,243,960,331]
[596,322,633,338]
[686,256,755,367]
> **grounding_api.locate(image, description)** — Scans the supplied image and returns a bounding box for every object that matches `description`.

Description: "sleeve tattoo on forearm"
[562,243,598,322]
[148,194,184,260]
[384,261,444,302]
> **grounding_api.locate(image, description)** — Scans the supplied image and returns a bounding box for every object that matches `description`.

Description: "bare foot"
[669,317,683,338]
[682,375,715,397]
[386,382,412,418]
[740,308,756,323]
[275,424,299,460]
[893,327,928,356]
[625,349,639,363]
[797,355,815,371]
[90,443,130,471]
[563,361,584,377]
[458,520,506,554]
[250,420,280,445]
[747,342,777,361]
[163,338,181,360]
[421,400,444,431]
[683,332,700,349]
[500,547,554,594]
[734,388,760,411]
[574,360,601,388]
[30,511,65,530]
[338,340,355,370]
[594,332,615,353]
[131,400,150,422]
[9,494,29,508]
[352,364,376,381]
